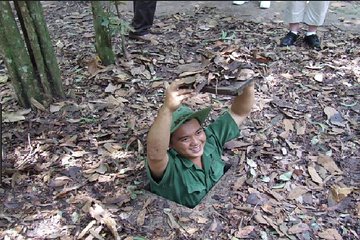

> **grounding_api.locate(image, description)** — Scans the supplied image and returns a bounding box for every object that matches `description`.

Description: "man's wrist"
[160,104,174,115]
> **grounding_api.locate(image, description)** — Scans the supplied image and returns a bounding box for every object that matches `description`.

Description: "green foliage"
[127,185,143,200]
[102,0,133,58]
[133,237,147,240]
[107,15,134,37]
[220,30,236,41]
[100,16,110,28]
[102,0,133,37]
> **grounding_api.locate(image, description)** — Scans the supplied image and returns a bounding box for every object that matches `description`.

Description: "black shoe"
[280,31,299,47]
[304,34,321,50]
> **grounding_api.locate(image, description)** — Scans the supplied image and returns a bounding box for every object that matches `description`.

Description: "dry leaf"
[314,73,323,82]
[30,97,47,111]
[224,140,251,150]
[2,109,31,122]
[308,166,323,185]
[330,185,355,202]
[194,216,208,224]
[151,81,164,88]
[323,107,345,127]
[105,95,128,106]
[254,213,268,225]
[179,70,204,78]
[137,139,144,154]
[288,223,310,234]
[50,102,66,113]
[87,57,100,75]
[295,122,306,135]
[232,175,247,190]
[163,208,182,230]
[185,227,198,234]
[115,72,131,82]
[260,204,274,214]
[105,82,117,93]
[97,175,113,183]
[77,220,96,239]
[287,186,309,200]
[235,226,255,238]
[49,176,72,187]
[209,218,218,232]
[136,198,153,226]
[318,228,343,240]
[55,183,84,199]
[280,73,292,79]
[0,74,8,83]
[88,173,99,182]
[89,203,120,240]
[136,209,146,226]
[317,154,343,175]
[72,150,88,158]
[103,143,122,153]
[262,215,284,236]
[324,107,338,119]
[283,119,294,132]
[89,225,105,240]
[1,4,358,238]
[95,163,108,174]
[266,189,284,201]
[175,62,204,74]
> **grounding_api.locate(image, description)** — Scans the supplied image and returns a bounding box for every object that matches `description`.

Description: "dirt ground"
[0,1,359,240]
[123,1,360,33]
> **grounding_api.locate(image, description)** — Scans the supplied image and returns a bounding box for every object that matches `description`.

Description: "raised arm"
[229,83,255,126]
[146,80,193,178]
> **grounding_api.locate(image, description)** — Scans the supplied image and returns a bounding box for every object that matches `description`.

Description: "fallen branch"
[233,205,254,213]
[77,220,96,239]
[55,183,86,199]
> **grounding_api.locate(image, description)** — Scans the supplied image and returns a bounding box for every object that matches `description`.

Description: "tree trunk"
[91,1,115,66]
[14,1,53,99]
[114,2,130,60]
[0,1,40,107]
[26,1,64,99]
[0,1,64,108]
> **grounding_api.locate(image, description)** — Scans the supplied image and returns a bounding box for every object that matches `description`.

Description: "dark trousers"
[131,1,157,36]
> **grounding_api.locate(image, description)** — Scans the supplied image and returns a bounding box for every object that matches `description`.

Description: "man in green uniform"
[146,79,255,208]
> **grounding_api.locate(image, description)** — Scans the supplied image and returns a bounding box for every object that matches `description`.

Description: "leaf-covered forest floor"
[1,1,359,239]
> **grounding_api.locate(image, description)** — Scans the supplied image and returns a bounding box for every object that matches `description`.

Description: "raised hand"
[164,79,194,112]
[229,82,255,126]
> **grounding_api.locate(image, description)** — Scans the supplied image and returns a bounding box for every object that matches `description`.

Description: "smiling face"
[170,119,206,161]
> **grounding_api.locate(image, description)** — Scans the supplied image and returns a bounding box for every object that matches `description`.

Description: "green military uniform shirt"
[146,111,240,208]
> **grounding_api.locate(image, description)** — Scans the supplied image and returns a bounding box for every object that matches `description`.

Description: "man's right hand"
[164,79,194,112]
[147,79,194,179]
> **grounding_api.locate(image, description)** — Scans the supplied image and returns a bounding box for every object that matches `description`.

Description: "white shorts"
[284,1,330,26]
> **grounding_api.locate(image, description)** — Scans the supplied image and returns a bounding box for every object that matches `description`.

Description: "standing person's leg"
[304,1,330,29]
[303,1,330,49]
[280,1,306,46]
[131,1,157,36]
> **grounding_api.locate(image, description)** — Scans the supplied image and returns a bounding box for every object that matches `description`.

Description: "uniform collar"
[168,148,195,169]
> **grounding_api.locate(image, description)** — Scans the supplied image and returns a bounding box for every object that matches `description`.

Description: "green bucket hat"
[170,105,211,134]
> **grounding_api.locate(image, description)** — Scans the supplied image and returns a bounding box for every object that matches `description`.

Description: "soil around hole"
[142,162,234,208]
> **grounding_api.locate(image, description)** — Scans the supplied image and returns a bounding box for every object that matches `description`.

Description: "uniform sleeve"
[206,110,240,147]
[146,152,174,186]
